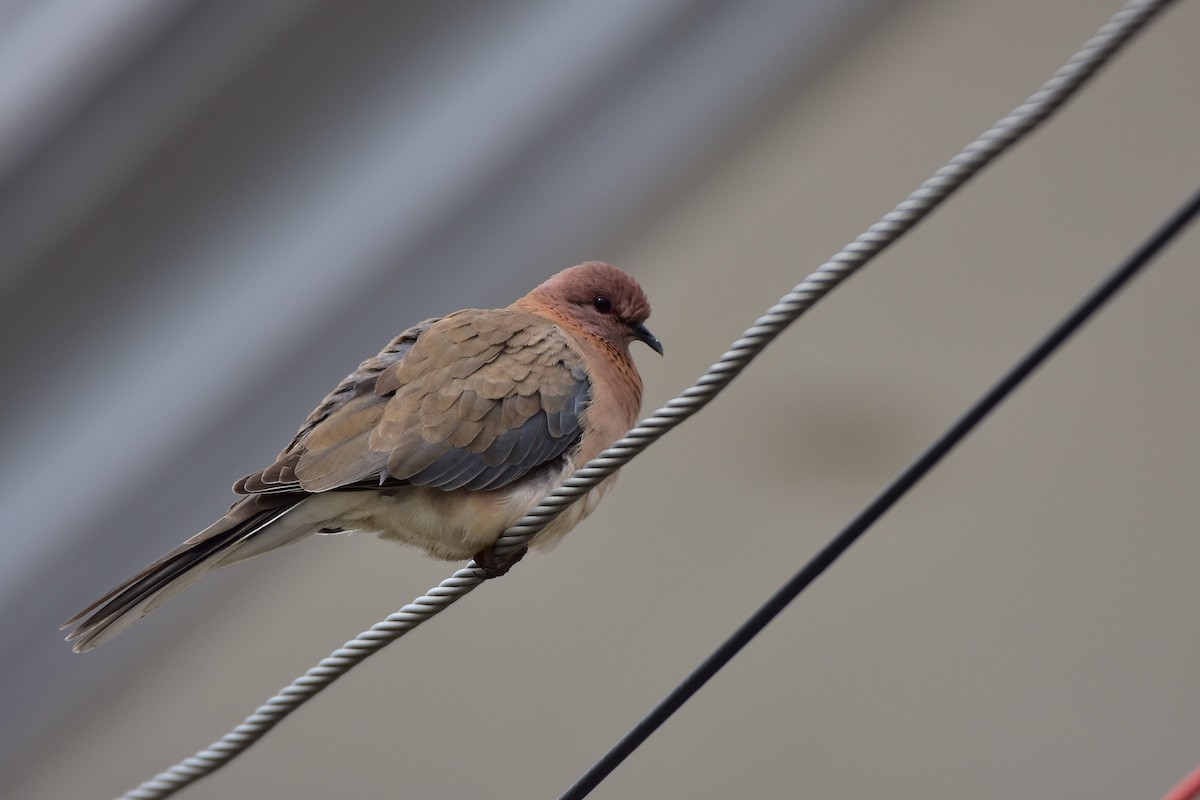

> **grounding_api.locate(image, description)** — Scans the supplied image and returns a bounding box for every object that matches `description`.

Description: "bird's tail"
[63,493,312,652]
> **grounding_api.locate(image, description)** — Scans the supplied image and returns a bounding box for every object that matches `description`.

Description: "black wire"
[558,185,1200,800]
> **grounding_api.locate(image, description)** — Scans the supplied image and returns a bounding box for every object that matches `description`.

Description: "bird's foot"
[472,543,527,578]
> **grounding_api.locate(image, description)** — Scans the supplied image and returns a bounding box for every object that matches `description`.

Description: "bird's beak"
[630,322,664,355]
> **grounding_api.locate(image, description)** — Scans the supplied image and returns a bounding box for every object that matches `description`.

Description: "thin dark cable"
[558,186,1200,800]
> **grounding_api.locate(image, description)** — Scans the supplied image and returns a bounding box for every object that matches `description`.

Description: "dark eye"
[592,296,613,314]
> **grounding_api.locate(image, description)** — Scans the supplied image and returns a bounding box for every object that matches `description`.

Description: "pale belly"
[310,472,618,560]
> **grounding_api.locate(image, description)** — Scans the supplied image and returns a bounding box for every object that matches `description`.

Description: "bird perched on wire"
[64,261,662,652]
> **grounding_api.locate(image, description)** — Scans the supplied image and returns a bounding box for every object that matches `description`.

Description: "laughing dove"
[64,262,661,652]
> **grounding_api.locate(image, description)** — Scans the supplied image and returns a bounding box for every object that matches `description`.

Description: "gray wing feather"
[407,373,590,492]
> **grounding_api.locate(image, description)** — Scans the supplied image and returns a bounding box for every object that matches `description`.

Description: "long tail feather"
[63,494,309,652]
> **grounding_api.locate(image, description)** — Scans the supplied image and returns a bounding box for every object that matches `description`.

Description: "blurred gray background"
[3,1,1199,798]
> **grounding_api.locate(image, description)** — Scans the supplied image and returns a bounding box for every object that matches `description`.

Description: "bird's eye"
[592,296,613,314]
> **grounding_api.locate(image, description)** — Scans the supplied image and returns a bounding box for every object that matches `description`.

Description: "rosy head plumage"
[520,261,662,355]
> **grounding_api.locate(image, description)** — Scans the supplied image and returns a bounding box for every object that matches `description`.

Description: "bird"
[63,261,662,652]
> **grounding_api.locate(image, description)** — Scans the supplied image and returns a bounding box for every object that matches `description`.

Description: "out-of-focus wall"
[4,1,1198,798]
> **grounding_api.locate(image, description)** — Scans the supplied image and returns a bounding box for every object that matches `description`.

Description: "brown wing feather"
[234,320,436,494]
[239,309,590,496]
[365,309,590,491]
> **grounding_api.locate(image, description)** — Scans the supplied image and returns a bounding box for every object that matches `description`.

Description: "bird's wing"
[234,319,434,494]
[240,308,591,495]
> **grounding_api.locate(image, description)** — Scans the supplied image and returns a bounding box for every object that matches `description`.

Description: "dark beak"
[630,321,664,355]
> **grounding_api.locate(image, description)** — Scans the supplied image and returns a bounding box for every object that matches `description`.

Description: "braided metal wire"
[120,567,487,800]
[116,1,1178,797]
[491,0,1174,555]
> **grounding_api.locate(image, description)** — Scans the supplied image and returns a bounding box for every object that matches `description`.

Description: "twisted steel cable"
[486,0,1177,557]
[117,1,1179,797]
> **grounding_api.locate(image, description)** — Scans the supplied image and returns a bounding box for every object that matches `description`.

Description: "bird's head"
[524,261,663,355]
